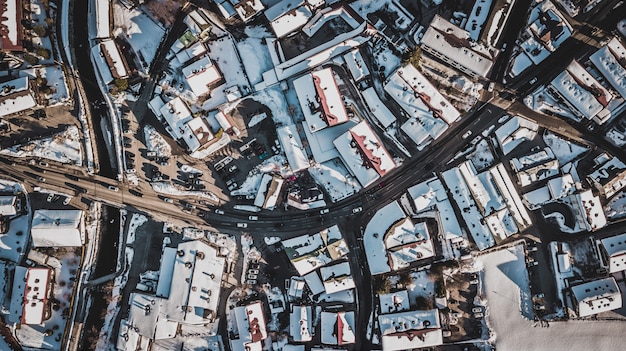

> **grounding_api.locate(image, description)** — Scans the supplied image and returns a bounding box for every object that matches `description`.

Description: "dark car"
[129,189,143,197]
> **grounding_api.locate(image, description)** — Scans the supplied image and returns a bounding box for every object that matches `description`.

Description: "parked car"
[228,183,238,191]
[534,293,545,299]
[184,203,196,209]
[474,312,484,319]
[108,185,119,192]
[527,261,539,267]
[63,196,72,205]
[36,176,46,182]
[534,304,545,310]
[352,207,363,213]
[472,307,483,313]
[163,197,174,204]
[47,194,55,202]
[247,274,258,280]
[320,208,330,215]
[462,130,472,139]
[529,77,538,84]
[249,215,258,221]
[246,280,257,285]
[38,161,49,167]
[248,269,259,275]
[215,209,225,215]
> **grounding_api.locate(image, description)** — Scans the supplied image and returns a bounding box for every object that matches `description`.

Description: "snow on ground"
[476,244,626,350]
[180,164,203,174]
[606,191,626,220]
[30,0,54,65]
[406,270,436,305]
[112,1,166,72]
[126,213,147,245]
[0,125,82,165]
[231,173,263,196]
[236,31,273,86]
[151,181,220,203]
[309,159,362,202]
[19,65,70,106]
[467,139,495,172]
[248,112,268,128]
[543,131,589,164]
[232,155,291,195]
[465,0,492,40]
[251,86,293,125]
[143,124,172,157]
[371,39,402,78]
[0,180,29,263]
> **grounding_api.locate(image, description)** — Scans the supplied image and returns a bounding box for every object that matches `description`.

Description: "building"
[0,195,17,216]
[0,0,23,51]
[281,225,349,276]
[384,64,459,150]
[290,305,312,342]
[510,148,559,187]
[293,67,349,133]
[320,311,355,346]
[588,154,626,199]
[343,48,370,83]
[181,56,223,98]
[269,4,312,38]
[420,15,495,78]
[570,277,622,317]
[94,0,110,39]
[31,210,84,247]
[320,261,355,294]
[0,77,37,118]
[523,174,577,209]
[91,39,130,85]
[589,38,626,101]
[598,233,626,273]
[231,301,268,350]
[494,115,539,155]
[277,124,309,172]
[184,9,214,41]
[9,266,52,325]
[234,0,265,22]
[254,174,285,210]
[333,120,395,187]
[384,219,435,271]
[378,290,411,315]
[378,309,443,351]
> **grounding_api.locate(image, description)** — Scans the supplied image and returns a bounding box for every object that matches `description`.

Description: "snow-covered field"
[112,1,166,72]
[0,125,82,165]
[309,160,362,202]
[143,124,172,157]
[478,244,626,350]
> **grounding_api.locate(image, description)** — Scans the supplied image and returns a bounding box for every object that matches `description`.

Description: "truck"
[233,205,261,213]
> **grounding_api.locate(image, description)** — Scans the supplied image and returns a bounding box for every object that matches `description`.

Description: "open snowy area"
[0,125,82,165]
[143,124,172,157]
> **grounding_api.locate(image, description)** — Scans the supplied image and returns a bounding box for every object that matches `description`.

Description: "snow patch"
[0,125,82,165]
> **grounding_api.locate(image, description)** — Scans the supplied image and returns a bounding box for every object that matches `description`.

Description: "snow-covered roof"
[9,266,52,325]
[234,0,265,22]
[0,77,36,118]
[361,88,396,129]
[277,124,309,172]
[571,277,622,317]
[233,301,267,346]
[0,195,17,216]
[290,305,312,342]
[127,293,176,340]
[509,51,534,77]
[364,201,406,274]
[31,209,83,247]
[0,0,22,50]
[282,225,349,276]
[588,155,626,199]
[528,1,571,52]
[320,311,355,345]
[302,5,361,37]
[182,56,222,98]
[271,5,312,38]
[288,277,305,298]
[156,247,177,298]
[494,115,538,155]
[265,176,284,210]
[303,271,325,295]
[161,240,224,324]
[100,39,129,79]
[174,42,208,67]
[293,68,349,133]
[95,0,110,39]
[550,61,612,120]
[490,164,532,229]
[378,309,443,351]
[333,120,395,187]
[385,219,435,270]
[379,290,410,315]
[600,233,626,273]
[343,48,370,82]
[589,38,626,99]
[320,261,355,294]
[265,0,304,21]
[574,189,607,232]
[548,173,576,199]
[420,14,494,78]
[459,161,505,216]
[158,97,214,152]
[184,9,213,39]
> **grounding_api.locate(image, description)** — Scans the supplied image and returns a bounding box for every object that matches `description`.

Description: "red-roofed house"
[9,266,53,325]
[0,0,23,51]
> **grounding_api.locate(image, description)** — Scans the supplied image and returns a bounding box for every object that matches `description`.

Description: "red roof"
[312,72,346,127]
[0,0,23,51]
[349,131,387,176]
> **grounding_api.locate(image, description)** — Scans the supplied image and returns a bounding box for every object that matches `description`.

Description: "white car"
[163,197,174,204]
[352,207,363,214]
[472,307,483,313]
[108,185,119,192]
[320,208,330,215]
[215,209,225,215]
[249,215,258,220]
[63,196,71,205]
[529,77,538,84]
[462,130,472,139]
[237,223,248,228]
[47,193,55,202]
[248,269,259,275]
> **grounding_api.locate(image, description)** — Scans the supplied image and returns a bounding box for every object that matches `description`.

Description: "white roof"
[378,309,443,351]
[101,39,129,79]
[162,240,224,324]
[528,1,572,51]
[175,42,208,67]
[575,189,607,231]
[557,252,572,273]
[509,51,534,76]
[0,195,17,216]
[0,77,37,118]
[235,0,265,22]
[31,209,83,247]
[156,247,177,298]
[364,201,406,274]
[184,9,212,38]
[421,15,494,77]
[551,61,611,119]
[293,68,349,133]
[265,0,304,21]
[302,119,356,164]
[379,290,410,315]
[303,271,325,295]
[159,97,213,152]
[182,56,221,97]
[589,38,626,99]
[571,277,622,317]
[361,88,396,129]
[459,161,505,216]
[333,120,395,187]
[320,311,355,345]
[601,233,626,273]
[320,261,355,294]
[494,115,538,155]
[127,293,176,340]
[407,177,463,241]
[95,0,110,39]
[277,124,309,172]
[588,156,626,199]
[490,163,532,229]
[343,49,370,82]
[234,301,267,344]
[385,219,435,270]
[9,267,51,325]
[255,174,273,208]
[282,225,349,275]
[271,5,312,38]
[290,305,312,342]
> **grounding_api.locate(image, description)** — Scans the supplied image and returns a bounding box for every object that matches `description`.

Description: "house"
[378,290,411,314]
[277,124,309,172]
[184,9,213,41]
[494,115,539,155]
[0,77,37,118]
[9,266,52,325]
[320,261,355,294]
[588,154,626,199]
[182,56,223,98]
[0,195,17,216]
[420,15,495,78]
[320,311,355,345]
[254,174,285,210]
[31,209,84,247]
[378,309,443,351]
[91,39,130,85]
[0,0,23,51]
[333,120,395,187]
[290,305,312,342]
[270,5,312,38]
[282,225,349,276]
[510,148,559,187]
[589,37,626,100]
[343,48,370,83]
[231,301,268,351]
[234,0,265,22]
[570,277,622,317]
[598,233,626,273]
[384,219,435,271]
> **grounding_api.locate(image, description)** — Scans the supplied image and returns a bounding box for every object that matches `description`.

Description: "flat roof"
[421,14,494,77]
[15,267,51,325]
[282,225,349,276]
[277,124,310,172]
[100,39,128,79]
[0,0,23,51]
[343,48,370,82]
[234,301,267,344]
[95,0,110,39]
[271,5,312,38]
[182,56,222,97]
[320,311,355,345]
[31,209,83,247]
[0,77,36,118]
[360,88,396,129]
[378,290,410,314]
[494,115,538,155]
